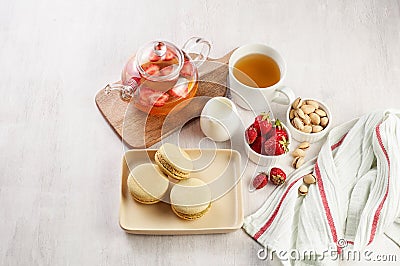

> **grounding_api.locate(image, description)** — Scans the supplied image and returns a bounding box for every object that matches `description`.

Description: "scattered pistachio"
[292,148,306,158]
[298,184,308,196]
[298,142,310,150]
[292,157,304,169]
[303,174,316,185]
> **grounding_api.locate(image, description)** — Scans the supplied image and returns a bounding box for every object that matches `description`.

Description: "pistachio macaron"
[127,163,169,204]
[155,143,193,180]
[170,178,211,220]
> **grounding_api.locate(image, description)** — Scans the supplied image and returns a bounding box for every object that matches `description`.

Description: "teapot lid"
[135,40,184,81]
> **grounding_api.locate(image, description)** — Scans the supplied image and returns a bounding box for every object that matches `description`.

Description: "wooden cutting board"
[95,49,235,148]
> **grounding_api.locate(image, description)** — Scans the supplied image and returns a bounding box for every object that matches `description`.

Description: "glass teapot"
[104,37,211,116]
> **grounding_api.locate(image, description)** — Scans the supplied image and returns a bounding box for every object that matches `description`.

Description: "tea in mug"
[233,54,280,88]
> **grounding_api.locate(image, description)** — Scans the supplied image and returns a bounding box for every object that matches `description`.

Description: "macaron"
[170,178,211,220]
[155,143,193,180]
[127,163,169,204]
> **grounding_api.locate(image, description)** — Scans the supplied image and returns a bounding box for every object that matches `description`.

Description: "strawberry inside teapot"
[105,37,211,116]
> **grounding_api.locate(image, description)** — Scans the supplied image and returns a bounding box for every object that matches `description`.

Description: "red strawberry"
[144,64,160,76]
[264,135,289,156]
[149,52,161,62]
[273,119,288,141]
[245,126,258,145]
[160,65,175,76]
[149,93,169,107]
[163,49,175,61]
[250,136,262,154]
[269,167,286,186]
[254,112,272,135]
[252,172,268,189]
[169,81,188,98]
[139,87,169,107]
[180,61,193,77]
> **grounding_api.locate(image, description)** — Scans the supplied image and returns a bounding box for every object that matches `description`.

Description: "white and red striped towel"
[243,110,400,264]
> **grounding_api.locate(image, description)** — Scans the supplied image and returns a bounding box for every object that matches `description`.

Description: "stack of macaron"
[127,143,212,221]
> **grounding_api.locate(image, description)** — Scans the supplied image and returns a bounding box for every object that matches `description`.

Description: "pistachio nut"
[303,114,311,125]
[312,125,323,133]
[303,174,316,185]
[289,109,296,120]
[306,100,319,109]
[296,108,306,120]
[315,109,327,117]
[298,184,308,196]
[298,142,310,150]
[292,156,304,169]
[303,125,312,133]
[292,97,303,109]
[301,104,316,114]
[309,113,321,125]
[293,117,304,131]
[320,117,329,127]
[292,148,306,158]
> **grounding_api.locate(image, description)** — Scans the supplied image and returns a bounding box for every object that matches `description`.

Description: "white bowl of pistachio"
[286,97,332,143]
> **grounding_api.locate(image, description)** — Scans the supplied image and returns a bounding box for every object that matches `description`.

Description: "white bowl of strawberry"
[244,113,291,167]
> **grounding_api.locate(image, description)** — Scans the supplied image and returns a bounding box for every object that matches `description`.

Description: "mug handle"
[271,86,296,105]
[182,37,211,68]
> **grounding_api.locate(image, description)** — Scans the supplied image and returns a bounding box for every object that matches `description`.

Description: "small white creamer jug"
[200,97,240,142]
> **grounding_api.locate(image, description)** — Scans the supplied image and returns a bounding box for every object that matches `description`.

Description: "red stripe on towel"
[331,133,347,150]
[315,162,341,253]
[368,123,390,245]
[253,175,304,240]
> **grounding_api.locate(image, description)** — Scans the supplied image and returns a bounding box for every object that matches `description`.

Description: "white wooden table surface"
[1,0,400,265]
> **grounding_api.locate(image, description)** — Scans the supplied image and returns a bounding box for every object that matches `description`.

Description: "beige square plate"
[119,149,244,235]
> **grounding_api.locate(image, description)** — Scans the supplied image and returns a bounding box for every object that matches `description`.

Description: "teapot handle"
[182,37,211,68]
[104,80,137,101]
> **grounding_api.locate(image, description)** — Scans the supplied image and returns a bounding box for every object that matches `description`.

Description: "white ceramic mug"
[200,97,240,142]
[228,44,295,111]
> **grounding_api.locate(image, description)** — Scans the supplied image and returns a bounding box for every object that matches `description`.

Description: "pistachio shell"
[292,148,306,158]
[289,109,296,119]
[303,114,311,125]
[292,97,303,109]
[293,117,304,131]
[315,109,327,117]
[298,184,308,196]
[303,174,316,185]
[302,125,312,133]
[306,100,319,109]
[309,113,321,125]
[320,117,329,127]
[312,125,323,133]
[301,105,316,114]
[298,142,310,150]
[292,157,304,169]
[296,109,306,120]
